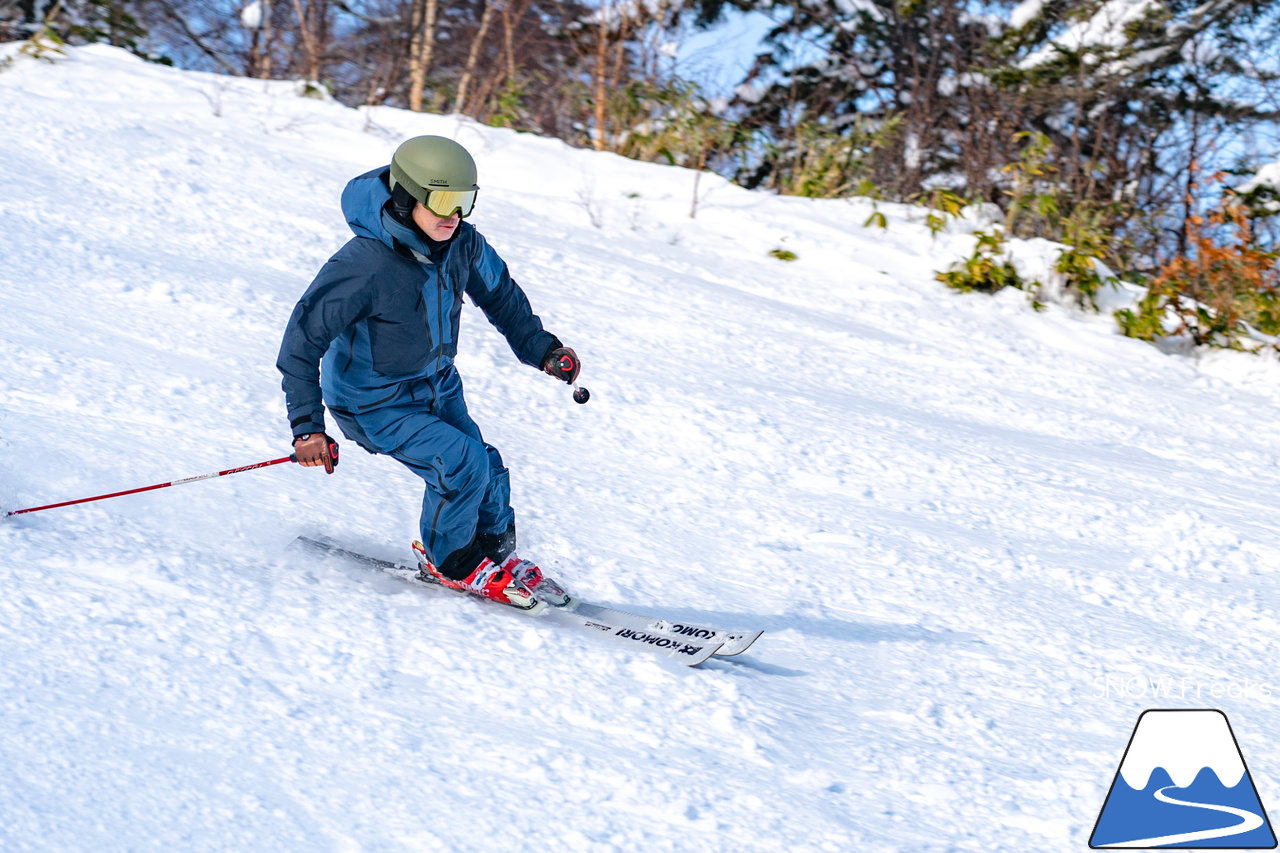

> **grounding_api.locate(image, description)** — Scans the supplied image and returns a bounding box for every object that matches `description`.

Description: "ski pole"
[3,448,332,519]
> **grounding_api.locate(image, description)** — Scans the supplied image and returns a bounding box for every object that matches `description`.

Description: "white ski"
[291,536,747,666]
[564,601,762,657]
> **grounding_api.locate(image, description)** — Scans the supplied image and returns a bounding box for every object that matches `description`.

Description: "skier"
[277,136,580,613]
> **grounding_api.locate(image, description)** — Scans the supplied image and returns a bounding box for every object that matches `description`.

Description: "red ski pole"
[3,445,336,519]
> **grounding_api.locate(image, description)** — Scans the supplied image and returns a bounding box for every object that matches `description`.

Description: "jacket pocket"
[368,313,433,375]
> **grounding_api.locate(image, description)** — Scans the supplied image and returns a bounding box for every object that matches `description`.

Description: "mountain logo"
[1090,709,1276,849]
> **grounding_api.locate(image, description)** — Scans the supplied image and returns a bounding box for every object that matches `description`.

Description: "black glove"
[542,347,581,383]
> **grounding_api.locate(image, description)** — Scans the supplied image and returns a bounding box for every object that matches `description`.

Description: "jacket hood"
[341,166,397,249]
[341,165,466,261]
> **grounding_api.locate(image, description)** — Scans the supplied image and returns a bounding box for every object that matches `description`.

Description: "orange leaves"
[1137,197,1280,347]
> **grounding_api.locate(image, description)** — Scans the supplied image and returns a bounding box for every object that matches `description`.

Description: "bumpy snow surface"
[4,44,1280,852]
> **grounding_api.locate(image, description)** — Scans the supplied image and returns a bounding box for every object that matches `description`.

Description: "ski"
[566,602,762,657]
[290,536,748,666]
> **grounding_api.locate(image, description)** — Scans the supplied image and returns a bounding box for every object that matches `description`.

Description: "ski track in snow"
[2,43,1280,851]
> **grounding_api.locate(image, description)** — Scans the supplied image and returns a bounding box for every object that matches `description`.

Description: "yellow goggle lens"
[424,189,477,218]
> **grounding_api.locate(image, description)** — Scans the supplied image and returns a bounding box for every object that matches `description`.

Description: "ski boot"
[474,523,571,607]
[507,559,572,608]
[412,540,547,614]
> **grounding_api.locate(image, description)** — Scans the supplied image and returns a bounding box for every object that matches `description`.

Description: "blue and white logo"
[1091,709,1276,849]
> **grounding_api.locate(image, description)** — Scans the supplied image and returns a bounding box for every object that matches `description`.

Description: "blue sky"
[674,10,776,97]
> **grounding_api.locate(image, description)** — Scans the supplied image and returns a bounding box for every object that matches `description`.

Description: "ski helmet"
[389,136,479,218]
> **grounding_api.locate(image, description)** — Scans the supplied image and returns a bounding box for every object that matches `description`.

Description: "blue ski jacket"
[277,166,558,439]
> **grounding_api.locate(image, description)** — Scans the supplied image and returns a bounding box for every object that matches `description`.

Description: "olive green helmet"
[389,136,479,218]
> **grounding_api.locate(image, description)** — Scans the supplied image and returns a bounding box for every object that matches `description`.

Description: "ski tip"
[292,534,331,552]
[714,630,764,657]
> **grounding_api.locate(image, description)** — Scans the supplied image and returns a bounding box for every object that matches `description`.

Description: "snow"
[240,1,264,30]
[733,81,767,104]
[3,43,1280,851]
[1019,0,1162,68]
[832,0,885,21]
[936,72,992,97]
[1009,0,1046,30]
[1239,160,1280,195]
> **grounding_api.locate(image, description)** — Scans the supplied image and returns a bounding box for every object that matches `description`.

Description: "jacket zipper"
[342,328,356,372]
[353,389,398,412]
[437,268,445,366]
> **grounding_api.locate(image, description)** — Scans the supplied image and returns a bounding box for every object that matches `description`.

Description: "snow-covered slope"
[3,44,1280,852]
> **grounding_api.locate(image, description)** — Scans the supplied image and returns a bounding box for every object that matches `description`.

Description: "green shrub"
[863,208,888,230]
[1114,292,1167,341]
[20,27,68,62]
[997,133,1122,309]
[1054,206,1119,309]
[921,188,968,238]
[486,78,531,130]
[936,230,1026,294]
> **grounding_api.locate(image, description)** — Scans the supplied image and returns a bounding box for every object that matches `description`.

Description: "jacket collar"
[380,206,456,265]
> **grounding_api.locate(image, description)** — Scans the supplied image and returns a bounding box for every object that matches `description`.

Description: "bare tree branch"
[153,1,240,75]
[332,0,396,26]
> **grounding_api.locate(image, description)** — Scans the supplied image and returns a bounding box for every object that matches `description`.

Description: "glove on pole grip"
[544,348,580,383]
[543,347,589,404]
[292,434,340,474]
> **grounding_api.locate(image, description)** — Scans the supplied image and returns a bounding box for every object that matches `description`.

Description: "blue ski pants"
[329,367,514,566]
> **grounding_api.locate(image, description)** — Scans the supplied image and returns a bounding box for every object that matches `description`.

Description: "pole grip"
[288,437,339,473]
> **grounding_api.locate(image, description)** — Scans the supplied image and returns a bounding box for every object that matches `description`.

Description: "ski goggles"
[423,189,477,219]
